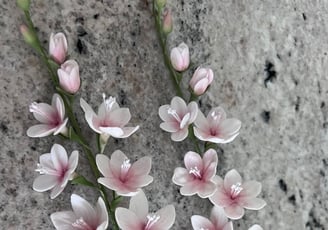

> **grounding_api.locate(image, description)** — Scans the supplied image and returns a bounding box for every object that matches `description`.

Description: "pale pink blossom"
[49,32,68,64]
[80,94,139,139]
[191,206,233,230]
[172,149,219,198]
[96,150,153,196]
[58,60,80,94]
[27,93,68,138]
[33,144,78,199]
[115,190,175,230]
[189,67,214,95]
[51,194,108,230]
[170,42,190,71]
[159,96,198,141]
[209,169,266,220]
[248,225,263,230]
[193,107,241,144]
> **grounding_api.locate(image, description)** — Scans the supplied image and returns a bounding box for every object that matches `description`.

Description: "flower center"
[72,217,93,230]
[102,93,116,111]
[189,166,202,179]
[35,163,58,176]
[230,182,243,199]
[167,108,181,123]
[145,214,160,230]
[120,158,131,181]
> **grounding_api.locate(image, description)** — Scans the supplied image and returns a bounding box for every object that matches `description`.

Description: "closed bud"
[162,9,173,35]
[57,60,80,94]
[170,42,190,71]
[17,0,30,11]
[49,32,68,64]
[189,67,214,95]
[155,0,166,9]
[20,25,36,45]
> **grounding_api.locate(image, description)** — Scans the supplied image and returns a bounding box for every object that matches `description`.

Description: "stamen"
[168,108,181,122]
[230,182,243,198]
[189,166,202,179]
[35,163,60,176]
[211,110,221,120]
[103,94,116,111]
[29,102,53,122]
[180,113,190,129]
[35,163,47,174]
[145,214,160,229]
[120,158,131,179]
[72,217,92,230]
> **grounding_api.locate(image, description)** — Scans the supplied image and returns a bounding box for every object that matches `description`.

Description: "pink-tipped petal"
[96,197,109,229]
[31,103,55,123]
[198,182,217,198]
[171,128,188,141]
[202,149,218,179]
[209,186,231,207]
[51,144,68,171]
[27,124,57,137]
[191,215,214,230]
[160,122,179,132]
[71,194,97,225]
[210,206,229,229]
[171,96,187,115]
[193,78,210,95]
[224,204,245,220]
[50,184,66,199]
[129,190,149,219]
[128,157,151,177]
[224,169,242,191]
[33,175,57,192]
[110,150,127,175]
[53,118,68,135]
[53,94,65,121]
[115,208,143,230]
[184,151,203,171]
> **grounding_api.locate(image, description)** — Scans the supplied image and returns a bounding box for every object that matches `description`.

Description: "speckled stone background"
[1,0,328,229]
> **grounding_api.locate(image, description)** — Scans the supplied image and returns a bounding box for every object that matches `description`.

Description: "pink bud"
[20,25,35,45]
[162,9,173,34]
[49,32,68,64]
[189,67,214,95]
[57,60,80,94]
[170,42,190,71]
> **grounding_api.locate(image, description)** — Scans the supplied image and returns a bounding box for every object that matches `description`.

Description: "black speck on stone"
[288,194,296,205]
[320,169,325,177]
[295,96,300,112]
[302,13,307,20]
[322,159,328,167]
[75,16,84,24]
[118,89,127,106]
[0,122,8,133]
[264,61,277,87]
[77,38,86,54]
[306,209,324,229]
[77,26,87,37]
[93,13,99,19]
[6,150,14,158]
[278,179,287,193]
[261,110,271,123]
[321,102,325,108]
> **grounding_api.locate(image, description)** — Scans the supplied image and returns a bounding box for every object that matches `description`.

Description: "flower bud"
[20,25,36,45]
[162,9,173,35]
[189,67,214,95]
[17,0,30,11]
[57,60,80,94]
[170,42,190,71]
[155,0,166,9]
[49,32,68,64]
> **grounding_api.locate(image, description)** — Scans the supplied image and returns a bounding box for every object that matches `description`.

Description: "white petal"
[129,156,152,177]
[152,205,175,229]
[184,151,203,171]
[219,118,241,138]
[51,144,68,171]
[248,224,263,230]
[31,103,55,123]
[50,211,76,229]
[160,122,179,132]
[27,124,56,137]
[68,150,79,173]
[33,175,57,192]
[80,98,96,115]
[96,154,112,177]
[96,197,109,229]
[172,167,191,186]
[50,183,66,199]
[110,150,127,176]
[119,126,139,138]
[171,128,188,141]
[191,215,213,230]
[52,94,65,121]
[241,198,266,210]
[99,126,124,137]
[224,169,242,191]
[240,181,262,198]
[53,117,68,135]
[71,194,97,224]
[129,190,149,217]
[197,182,217,198]
[109,108,131,127]
[224,205,245,220]
[188,101,198,123]
[210,206,229,229]
[115,208,143,230]
[158,105,172,122]
[171,96,187,115]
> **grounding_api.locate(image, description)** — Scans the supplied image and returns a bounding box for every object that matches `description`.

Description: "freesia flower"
[51,194,108,230]
[96,150,153,196]
[159,96,198,141]
[248,225,263,230]
[209,169,266,220]
[170,42,190,71]
[80,94,139,139]
[115,190,176,230]
[49,32,68,64]
[27,93,68,138]
[172,149,218,198]
[191,206,233,230]
[33,144,78,199]
[193,107,241,144]
[58,59,80,94]
[189,67,214,95]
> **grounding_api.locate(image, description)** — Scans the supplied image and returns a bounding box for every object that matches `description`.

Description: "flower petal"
[207,107,226,125]
[187,101,198,123]
[50,183,66,199]
[51,144,68,171]
[99,126,124,137]
[33,175,57,192]
[159,105,172,122]
[191,215,214,230]
[152,204,175,230]
[119,126,139,138]
[240,181,262,198]
[171,96,187,115]
[202,149,218,180]
[27,124,57,137]
[53,94,65,121]
[219,118,241,139]
[96,197,109,229]
[197,181,217,198]
[171,128,188,141]
[224,204,245,220]
[108,108,131,127]
[51,211,76,229]
[110,150,127,177]
[224,169,242,191]
[172,167,192,186]
[129,190,149,219]
[128,156,152,177]
[209,186,231,207]
[180,183,198,196]
[31,103,56,123]
[53,118,68,135]
[248,224,263,230]
[184,151,203,171]
[96,154,112,177]
[210,206,229,229]
[71,194,97,225]
[241,197,266,210]
[115,208,143,230]
[68,150,79,174]
[160,122,179,132]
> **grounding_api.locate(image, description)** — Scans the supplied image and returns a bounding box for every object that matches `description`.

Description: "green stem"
[188,126,202,154]
[204,141,217,152]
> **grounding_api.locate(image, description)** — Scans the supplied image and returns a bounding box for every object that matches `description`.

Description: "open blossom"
[49,32,68,64]
[115,190,175,230]
[27,93,68,138]
[33,144,78,199]
[209,169,266,220]
[248,225,263,230]
[172,149,219,198]
[189,67,214,95]
[80,94,139,138]
[51,194,108,230]
[159,96,198,141]
[96,150,153,196]
[193,107,241,144]
[58,59,80,94]
[191,206,233,230]
[170,42,190,71]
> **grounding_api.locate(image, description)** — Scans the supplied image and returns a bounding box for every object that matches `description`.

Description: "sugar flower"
[49,32,68,64]
[33,144,78,199]
[80,94,139,138]
[249,225,263,230]
[27,93,68,138]
[209,169,266,220]
[191,206,233,230]
[96,150,153,196]
[58,59,80,94]
[170,42,190,72]
[115,190,176,230]
[159,96,198,141]
[172,149,218,198]
[189,67,214,95]
[51,194,108,230]
[193,107,241,144]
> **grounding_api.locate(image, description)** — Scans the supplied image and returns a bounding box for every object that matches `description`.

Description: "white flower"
[170,42,190,71]
[58,59,80,94]
[27,94,68,138]
[189,67,214,95]
[33,144,78,199]
[49,32,68,64]
[51,194,108,230]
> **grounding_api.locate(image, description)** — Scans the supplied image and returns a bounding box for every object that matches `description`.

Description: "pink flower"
[57,60,80,94]
[27,94,68,138]
[249,225,263,230]
[51,194,108,230]
[115,190,176,230]
[159,96,198,141]
[172,149,218,198]
[80,94,139,138]
[33,144,78,199]
[49,32,68,64]
[209,169,266,220]
[170,42,190,71]
[96,150,153,196]
[189,67,214,95]
[193,107,241,144]
[191,206,233,230]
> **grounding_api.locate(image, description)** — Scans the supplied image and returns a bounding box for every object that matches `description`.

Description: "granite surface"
[1,0,328,229]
